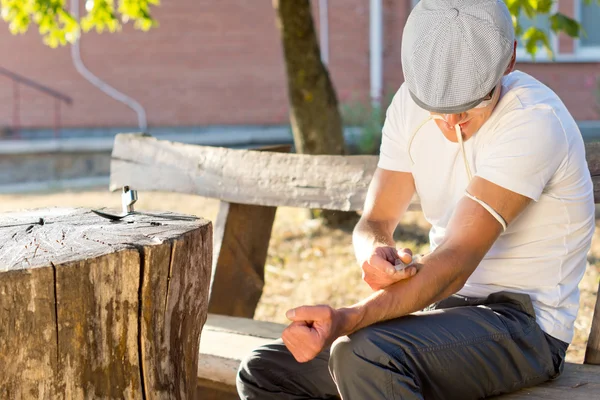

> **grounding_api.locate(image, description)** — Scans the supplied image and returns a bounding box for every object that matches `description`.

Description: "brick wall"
[0,0,598,131]
[0,0,293,129]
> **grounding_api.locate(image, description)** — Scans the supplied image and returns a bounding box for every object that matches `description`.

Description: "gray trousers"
[236,292,568,400]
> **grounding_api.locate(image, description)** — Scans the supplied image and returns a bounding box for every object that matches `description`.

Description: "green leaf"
[536,0,553,13]
[523,26,553,59]
[521,0,536,19]
[549,12,581,38]
[514,20,523,37]
[80,16,93,32]
[505,0,521,16]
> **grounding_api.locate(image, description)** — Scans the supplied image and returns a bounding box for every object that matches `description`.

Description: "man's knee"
[329,327,422,398]
[329,327,398,375]
[236,346,263,391]
[236,343,283,395]
[237,340,336,399]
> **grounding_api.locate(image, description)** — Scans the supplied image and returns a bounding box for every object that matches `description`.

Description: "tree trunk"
[273,0,357,226]
[0,208,212,399]
[273,0,344,155]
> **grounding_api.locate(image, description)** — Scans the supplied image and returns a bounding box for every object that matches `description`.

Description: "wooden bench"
[110,133,600,399]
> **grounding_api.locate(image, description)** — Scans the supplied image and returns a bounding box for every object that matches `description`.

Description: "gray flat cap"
[402,0,515,114]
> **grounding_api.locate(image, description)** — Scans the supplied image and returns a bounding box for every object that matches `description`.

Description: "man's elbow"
[448,256,482,295]
[438,253,479,298]
[447,276,468,296]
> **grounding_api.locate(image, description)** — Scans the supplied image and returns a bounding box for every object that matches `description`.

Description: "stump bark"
[0,207,212,399]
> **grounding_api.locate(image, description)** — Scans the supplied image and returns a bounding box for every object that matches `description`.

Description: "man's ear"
[504,40,517,75]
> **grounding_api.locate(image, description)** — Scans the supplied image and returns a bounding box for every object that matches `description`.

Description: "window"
[581,1,600,47]
[576,0,600,58]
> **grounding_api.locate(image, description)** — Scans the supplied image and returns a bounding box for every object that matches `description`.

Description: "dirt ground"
[1,188,598,364]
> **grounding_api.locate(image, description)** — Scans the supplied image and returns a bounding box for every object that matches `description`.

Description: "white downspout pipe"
[70,0,148,132]
[319,0,329,65]
[370,0,383,108]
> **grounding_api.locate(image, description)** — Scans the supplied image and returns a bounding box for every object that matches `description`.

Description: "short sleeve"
[377,85,412,172]
[475,107,567,201]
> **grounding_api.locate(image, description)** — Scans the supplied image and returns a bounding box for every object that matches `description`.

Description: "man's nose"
[443,113,464,126]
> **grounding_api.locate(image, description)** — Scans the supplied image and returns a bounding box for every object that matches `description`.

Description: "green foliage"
[80,0,120,33]
[522,26,552,58]
[0,0,159,47]
[508,0,599,59]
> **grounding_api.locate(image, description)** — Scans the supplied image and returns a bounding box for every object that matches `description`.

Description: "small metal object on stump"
[0,207,212,399]
[92,186,138,221]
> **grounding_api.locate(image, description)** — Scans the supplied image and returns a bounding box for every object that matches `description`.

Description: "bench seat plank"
[203,314,286,338]
[497,363,600,399]
[198,314,284,387]
[199,315,600,399]
[198,330,275,387]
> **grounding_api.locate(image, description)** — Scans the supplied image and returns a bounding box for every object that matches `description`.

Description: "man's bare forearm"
[338,247,473,337]
[353,217,396,262]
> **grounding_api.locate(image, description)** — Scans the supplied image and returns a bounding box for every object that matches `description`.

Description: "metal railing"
[0,66,73,139]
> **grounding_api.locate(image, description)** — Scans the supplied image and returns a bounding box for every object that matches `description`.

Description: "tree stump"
[0,208,212,399]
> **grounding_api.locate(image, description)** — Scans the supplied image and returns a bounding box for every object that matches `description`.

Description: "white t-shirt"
[378,70,595,343]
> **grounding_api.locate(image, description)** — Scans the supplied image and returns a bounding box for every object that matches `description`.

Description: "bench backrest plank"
[110,133,412,211]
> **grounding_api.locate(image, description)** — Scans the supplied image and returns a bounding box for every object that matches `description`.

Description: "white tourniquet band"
[464,192,507,231]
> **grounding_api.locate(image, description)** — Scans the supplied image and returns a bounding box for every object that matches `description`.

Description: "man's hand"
[361,247,416,290]
[282,305,343,363]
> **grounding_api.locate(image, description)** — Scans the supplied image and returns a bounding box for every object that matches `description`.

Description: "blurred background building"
[0,0,599,189]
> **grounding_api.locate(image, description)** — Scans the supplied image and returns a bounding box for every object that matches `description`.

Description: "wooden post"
[0,208,212,399]
[209,145,290,318]
[209,201,278,318]
[585,280,600,365]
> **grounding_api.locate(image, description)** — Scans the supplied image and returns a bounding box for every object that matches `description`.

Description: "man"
[237,1,595,399]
